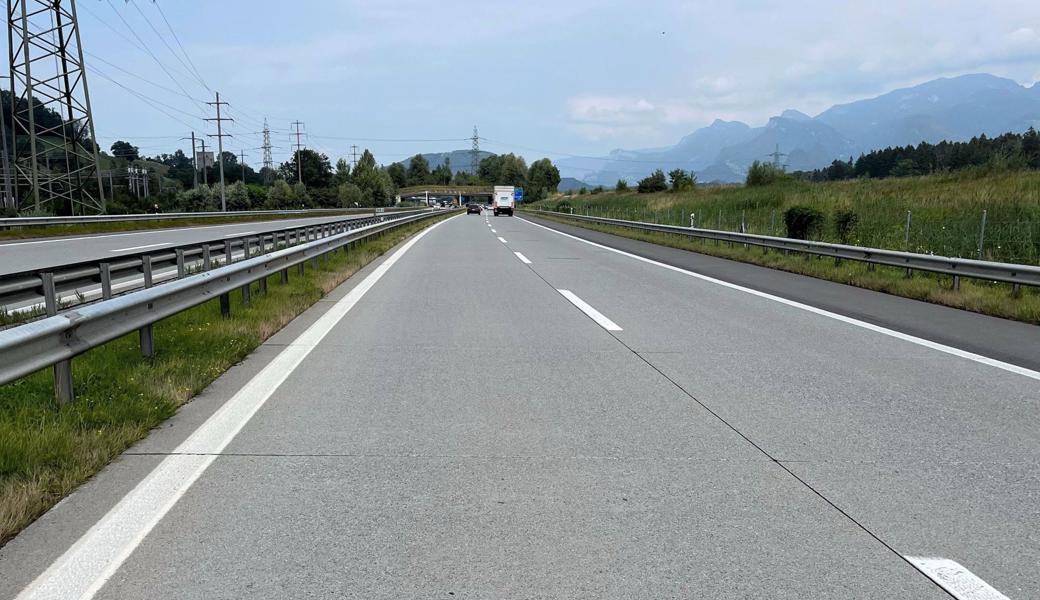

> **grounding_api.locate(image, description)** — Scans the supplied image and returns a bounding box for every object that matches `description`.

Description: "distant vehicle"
[466,202,482,214]
[492,186,515,216]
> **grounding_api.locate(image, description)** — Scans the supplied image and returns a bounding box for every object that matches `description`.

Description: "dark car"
[466,202,482,214]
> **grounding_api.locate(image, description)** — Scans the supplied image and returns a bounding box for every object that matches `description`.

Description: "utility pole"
[290,120,304,183]
[9,0,105,214]
[181,132,198,188]
[239,149,247,182]
[199,138,209,185]
[205,91,232,211]
[261,119,274,184]
[350,144,359,171]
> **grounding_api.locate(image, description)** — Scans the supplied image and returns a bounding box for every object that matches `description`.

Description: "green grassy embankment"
[542,169,1040,264]
[0,213,452,545]
[527,170,1040,323]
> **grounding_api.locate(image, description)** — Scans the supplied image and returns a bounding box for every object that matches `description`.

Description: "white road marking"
[491,229,497,233]
[15,215,457,600]
[514,252,531,264]
[521,217,1040,382]
[905,557,1009,600]
[498,236,507,243]
[223,230,256,237]
[109,242,172,252]
[557,289,623,331]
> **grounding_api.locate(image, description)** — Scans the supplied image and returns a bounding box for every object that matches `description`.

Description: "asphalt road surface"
[0,213,379,276]
[1,210,1036,599]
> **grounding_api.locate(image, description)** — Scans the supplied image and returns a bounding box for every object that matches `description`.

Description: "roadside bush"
[833,209,858,243]
[226,182,251,211]
[615,179,629,192]
[783,205,826,239]
[637,169,668,193]
[591,186,604,195]
[578,187,587,195]
[746,161,789,186]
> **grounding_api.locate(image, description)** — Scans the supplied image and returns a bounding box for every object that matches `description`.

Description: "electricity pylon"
[8,0,106,214]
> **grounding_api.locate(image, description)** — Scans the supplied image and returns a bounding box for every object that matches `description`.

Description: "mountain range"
[558,74,1040,184]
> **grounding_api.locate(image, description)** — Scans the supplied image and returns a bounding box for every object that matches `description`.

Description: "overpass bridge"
[397,185,494,205]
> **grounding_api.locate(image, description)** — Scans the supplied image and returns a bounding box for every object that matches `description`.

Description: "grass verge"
[0,212,452,545]
[0,208,410,242]
[530,212,1040,324]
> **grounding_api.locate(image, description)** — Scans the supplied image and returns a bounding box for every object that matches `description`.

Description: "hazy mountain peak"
[555,73,1040,185]
[780,109,812,121]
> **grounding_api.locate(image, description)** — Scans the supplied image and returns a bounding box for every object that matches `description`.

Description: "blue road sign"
[514,187,524,201]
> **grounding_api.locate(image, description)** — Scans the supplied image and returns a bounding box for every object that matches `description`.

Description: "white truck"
[492,186,515,216]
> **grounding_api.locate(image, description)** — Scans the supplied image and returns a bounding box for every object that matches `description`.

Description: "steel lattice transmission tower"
[8,0,105,214]
[261,119,273,184]
[470,126,479,176]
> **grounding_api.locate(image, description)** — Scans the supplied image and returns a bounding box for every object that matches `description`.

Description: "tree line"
[794,128,1040,182]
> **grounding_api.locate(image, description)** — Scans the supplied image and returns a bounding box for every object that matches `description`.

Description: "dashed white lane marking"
[15,215,459,600]
[514,252,531,264]
[109,242,172,252]
[497,236,507,243]
[223,230,256,237]
[557,289,623,331]
[905,557,1009,600]
[491,229,497,233]
[520,217,1040,382]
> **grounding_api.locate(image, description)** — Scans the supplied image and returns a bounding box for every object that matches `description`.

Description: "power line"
[99,0,208,115]
[151,0,210,91]
[127,0,207,91]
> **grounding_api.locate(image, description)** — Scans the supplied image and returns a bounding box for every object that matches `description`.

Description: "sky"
[37,0,1040,170]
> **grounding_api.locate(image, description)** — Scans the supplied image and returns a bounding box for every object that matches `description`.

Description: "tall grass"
[538,169,1040,264]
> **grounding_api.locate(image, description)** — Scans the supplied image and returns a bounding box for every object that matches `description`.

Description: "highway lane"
[0,213,384,276]
[2,210,1036,598]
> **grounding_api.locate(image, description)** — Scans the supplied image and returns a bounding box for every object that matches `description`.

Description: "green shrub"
[746,161,789,186]
[615,179,629,192]
[637,170,668,193]
[783,205,826,239]
[834,209,859,243]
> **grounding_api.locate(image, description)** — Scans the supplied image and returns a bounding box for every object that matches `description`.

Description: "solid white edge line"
[497,236,507,243]
[558,289,623,331]
[905,556,1009,600]
[109,242,172,253]
[16,215,459,600]
[222,230,256,238]
[514,251,532,264]
[519,217,1040,382]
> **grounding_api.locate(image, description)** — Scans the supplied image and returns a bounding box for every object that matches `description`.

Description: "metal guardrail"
[532,210,1040,292]
[0,208,453,402]
[0,207,397,228]
[0,210,430,315]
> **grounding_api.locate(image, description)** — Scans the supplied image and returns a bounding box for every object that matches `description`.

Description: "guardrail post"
[99,263,113,300]
[224,240,233,268]
[280,267,289,285]
[1011,283,1021,298]
[41,273,74,403]
[176,249,186,278]
[953,275,961,291]
[259,272,268,295]
[202,246,212,270]
[220,292,231,318]
[140,256,155,358]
